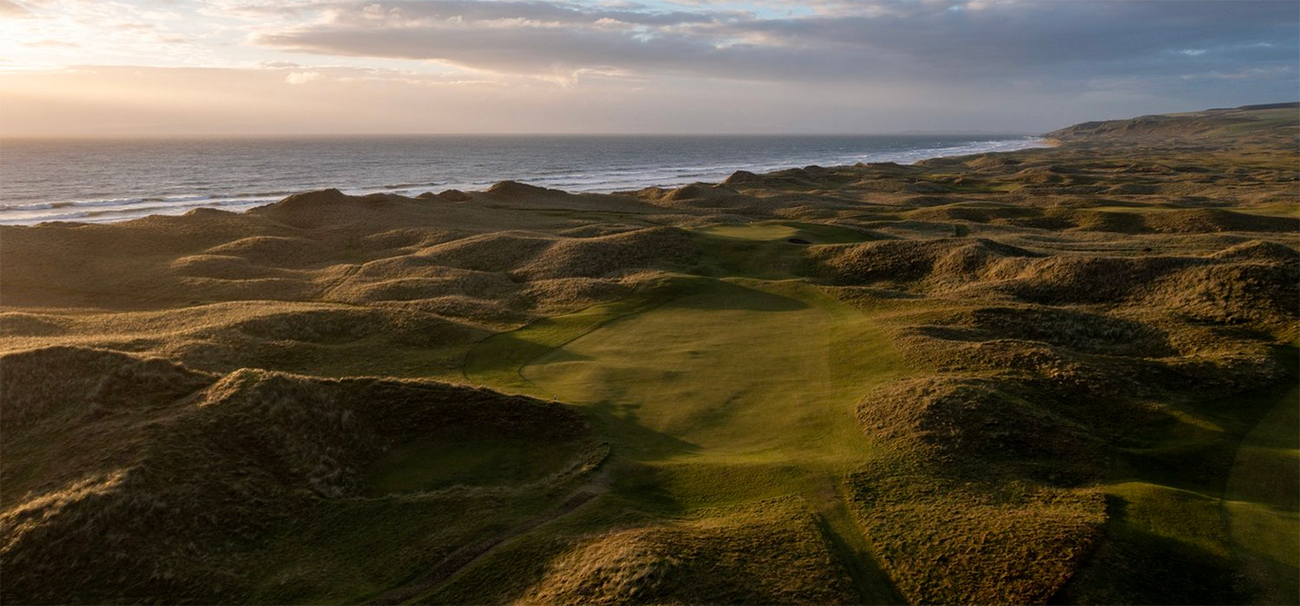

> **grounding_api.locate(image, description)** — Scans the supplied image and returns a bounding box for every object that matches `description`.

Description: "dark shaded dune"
[857,160,911,170]
[719,168,823,189]
[1005,211,1078,231]
[175,275,321,302]
[335,275,515,305]
[389,293,528,325]
[170,254,294,280]
[964,154,1024,171]
[415,232,556,273]
[1008,166,1080,187]
[933,306,1174,357]
[512,276,641,314]
[1069,210,1148,233]
[314,231,690,320]
[248,189,547,235]
[1103,183,1162,195]
[558,224,643,238]
[0,346,213,434]
[0,216,292,308]
[205,236,332,268]
[435,189,473,202]
[514,499,855,606]
[1066,208,1300,235]
[636,183,786,215]
[768,165,858,187]
[330,259,520,303]
[0,347,596,604]
[891,330,1089,382]
[1003,255,1197,305]
[664,183,741,203]
[225,307,479,347]
[101,209,291,250]
[1211,239,1300,262]
[250,189,405,229]
[1144,260,1300,328]
[483,183,663,213]
[850,378,1105,605]
[901,180,956,194]
[0,312,69,337]
[267,187,351,209]
[999,252,1300,326]
[769,202,842,221]
[857,377,1102,476]
[896,194,962,207]
[1143,208,1300,234]
[356,228,466,253]
[516,227,698,279]
[344,227,691,290]
[317,265,528,325]
[722,169,764,186]
[907,204,1041,224]
[849,468,1105,606]
[486,180,568,200]
[807,237,1037,287]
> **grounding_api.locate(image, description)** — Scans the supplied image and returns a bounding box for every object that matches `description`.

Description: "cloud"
[2,0,1296,135]
[0,0,33,18]
[249,0,1299,93]
[23,39,79,48]
[284,70,322,84]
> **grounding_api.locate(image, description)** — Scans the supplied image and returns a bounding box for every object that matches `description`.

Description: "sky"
[0,0,1296,136]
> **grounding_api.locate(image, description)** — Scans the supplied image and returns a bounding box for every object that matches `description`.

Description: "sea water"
[0,134,1047,225]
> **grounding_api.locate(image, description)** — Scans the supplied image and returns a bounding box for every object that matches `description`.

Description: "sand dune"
[2,105,1297,605]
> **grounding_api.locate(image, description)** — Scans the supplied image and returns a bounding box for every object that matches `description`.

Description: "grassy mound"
[1,347,601,604]
[807,237,1036,289]
[2,104,1297,604]
[514,499,856,605]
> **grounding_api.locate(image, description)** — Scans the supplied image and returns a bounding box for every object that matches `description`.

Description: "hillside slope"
[2,104,1297,605]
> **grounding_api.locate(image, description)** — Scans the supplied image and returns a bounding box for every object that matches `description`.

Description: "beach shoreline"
[0,135,1049,226]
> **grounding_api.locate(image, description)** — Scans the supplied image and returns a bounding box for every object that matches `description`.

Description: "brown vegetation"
[1,104,1296,604]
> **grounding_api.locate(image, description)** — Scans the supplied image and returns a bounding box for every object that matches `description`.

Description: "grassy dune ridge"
[1,104,1298,604]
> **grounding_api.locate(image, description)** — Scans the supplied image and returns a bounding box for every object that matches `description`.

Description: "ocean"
[0,134,1047,225]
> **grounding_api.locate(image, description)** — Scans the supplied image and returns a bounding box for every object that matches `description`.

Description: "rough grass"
[423,497,858,605]
[0,347,602,605]
[1223,388,1300,605]
[1,105,1298,604]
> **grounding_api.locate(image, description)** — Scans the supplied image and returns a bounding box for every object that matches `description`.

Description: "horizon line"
[0,131,1043,141]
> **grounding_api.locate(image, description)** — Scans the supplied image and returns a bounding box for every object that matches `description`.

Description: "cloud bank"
[0,0,1295,135]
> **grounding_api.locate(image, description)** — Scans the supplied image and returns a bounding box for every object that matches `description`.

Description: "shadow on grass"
[1053,494,1245,605]
[585,400,702,463]
[671,280,809,312]
[812,512,908,605]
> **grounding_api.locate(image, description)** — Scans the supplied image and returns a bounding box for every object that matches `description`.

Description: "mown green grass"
[1061,375,1300,605]
[451,223,906,602]
[363,437,582,495]
[523,278,903,473]
[1224,388,1300,605]
[692,221,867,244]
[461,275,703,394]
[688,221,875,280]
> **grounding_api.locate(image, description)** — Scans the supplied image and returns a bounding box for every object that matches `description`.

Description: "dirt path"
[810,476,906,605]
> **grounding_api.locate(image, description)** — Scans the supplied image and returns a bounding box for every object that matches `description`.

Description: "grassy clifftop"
[1048,102,1298,141]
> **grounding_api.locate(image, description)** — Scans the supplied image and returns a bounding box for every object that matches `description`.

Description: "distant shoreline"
[0,135,1049,226]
